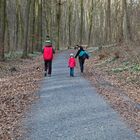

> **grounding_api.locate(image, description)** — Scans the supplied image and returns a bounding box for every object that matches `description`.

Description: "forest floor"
[85,42,140,136]
[0,54,43,139]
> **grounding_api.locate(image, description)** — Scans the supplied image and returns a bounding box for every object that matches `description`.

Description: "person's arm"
[42,47,44,54]
[68,58,70,67]
[53,48,55,54]
[51,45,55,54]
[75,50,80,58]
[74,58,76,67]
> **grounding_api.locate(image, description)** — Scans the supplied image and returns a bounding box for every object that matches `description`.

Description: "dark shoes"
[44,72,51,77]
[44,72,47,77]
[48,74,51,77]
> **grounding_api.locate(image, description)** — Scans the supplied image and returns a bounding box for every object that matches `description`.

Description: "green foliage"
[112,64,140,73]
[108,57,118,63]
[28,52,41,57]
[94,57,117,67]
[5,51,41,60]
[5,51,23,60]
[131,64,140,72]
[112,67,127,73]
[123,61,129,66]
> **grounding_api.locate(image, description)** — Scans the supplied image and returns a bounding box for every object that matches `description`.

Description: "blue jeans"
[70,68,74,76]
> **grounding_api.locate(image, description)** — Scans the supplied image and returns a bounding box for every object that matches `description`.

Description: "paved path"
[23,51,139,140]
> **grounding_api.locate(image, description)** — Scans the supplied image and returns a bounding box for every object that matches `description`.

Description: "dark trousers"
[79,58,85,73]
[44,60,52,75]
[70,68,74,76]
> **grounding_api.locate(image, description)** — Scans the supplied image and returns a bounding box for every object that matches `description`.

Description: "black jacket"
[75,48,84,59]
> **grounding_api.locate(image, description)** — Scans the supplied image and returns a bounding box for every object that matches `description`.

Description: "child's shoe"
[48,74,51,77]
[44,71,47,77]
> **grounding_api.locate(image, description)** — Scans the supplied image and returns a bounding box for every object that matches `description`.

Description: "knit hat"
[45,40,51,43]
[70,53,74,57]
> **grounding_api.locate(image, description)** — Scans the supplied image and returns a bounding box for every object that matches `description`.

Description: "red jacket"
[68,57,76,68]
[43,46,53,60]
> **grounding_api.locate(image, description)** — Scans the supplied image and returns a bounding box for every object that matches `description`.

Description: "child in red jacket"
[68,53,76,77]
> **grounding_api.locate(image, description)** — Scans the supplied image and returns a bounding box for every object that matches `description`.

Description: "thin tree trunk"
[105,0,111,43]
[0,0,6,61]
[88,0,94,48]
[22,0,31,58]
[40,0,43,51]
[68,0,72,49]
[80,0,84,44]
[15,0,19,50]
[31,0,35,54]
[5,12,10,53]
[57,0,61,50]
[123,0,132,41]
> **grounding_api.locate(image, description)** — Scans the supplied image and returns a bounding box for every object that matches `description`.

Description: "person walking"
[68,53,76,77]
[43,40,55,77]
[75,45,89,73]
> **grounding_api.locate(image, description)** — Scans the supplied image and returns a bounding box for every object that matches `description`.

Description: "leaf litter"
[0,55,43,139]
[85,43,140,136]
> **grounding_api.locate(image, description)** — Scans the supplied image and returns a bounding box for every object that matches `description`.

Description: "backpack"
[43,47,53,60]
[79,50,89,59]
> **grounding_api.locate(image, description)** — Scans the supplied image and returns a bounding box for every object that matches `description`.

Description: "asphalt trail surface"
[23,51,139,140]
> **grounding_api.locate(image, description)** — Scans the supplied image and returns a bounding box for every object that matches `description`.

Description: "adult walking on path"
[23,51,139,140]
[42,40,55,77]
[75,45,89,73]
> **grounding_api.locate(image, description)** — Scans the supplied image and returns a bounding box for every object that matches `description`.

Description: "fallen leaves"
[85,44,140,136]
[0,56,43,139]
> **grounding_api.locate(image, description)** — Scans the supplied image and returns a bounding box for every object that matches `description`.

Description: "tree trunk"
[15,0,19,50]
[88,0,94,48]
[40,0,43,51]
[123,0,132,41]
[80,0,84,44]
[30,0,35,54]
[57,0,61,50]
[105,0,111,43]
[0,0,6,61]
[68,0,72,49]
[22,0,31,58]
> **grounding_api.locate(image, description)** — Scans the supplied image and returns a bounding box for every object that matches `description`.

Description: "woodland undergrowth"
[85,42,140,136]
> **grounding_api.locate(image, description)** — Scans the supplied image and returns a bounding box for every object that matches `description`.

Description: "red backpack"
[43,46,53,60]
